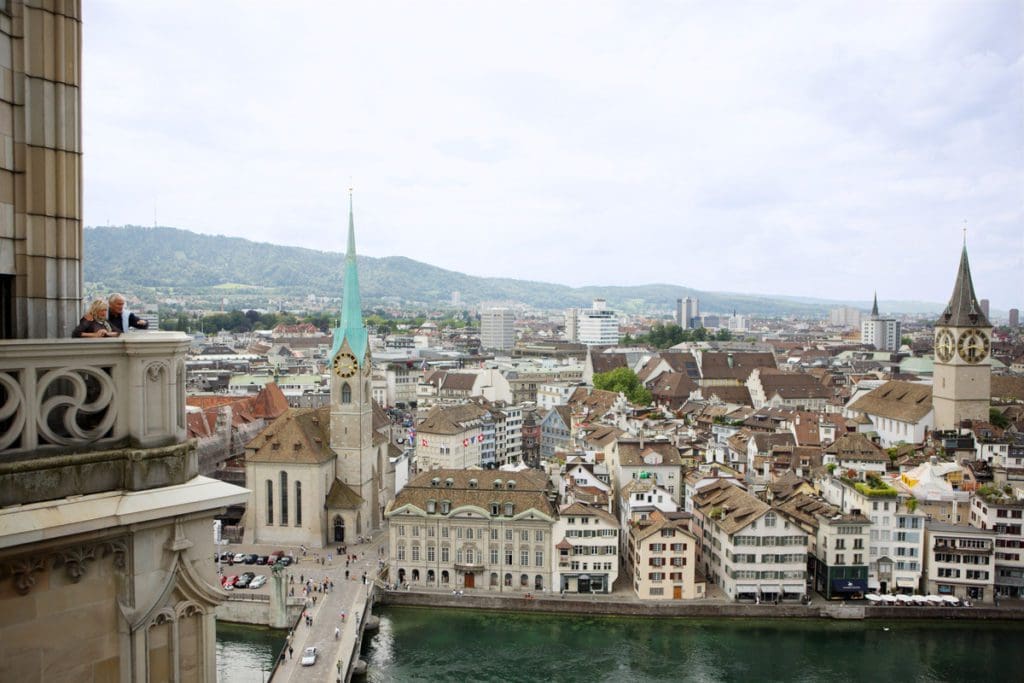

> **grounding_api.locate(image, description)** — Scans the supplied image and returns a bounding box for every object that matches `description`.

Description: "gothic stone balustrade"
[0,332,197,506]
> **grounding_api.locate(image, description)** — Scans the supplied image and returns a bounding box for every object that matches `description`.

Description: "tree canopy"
[621,323,731,348]
[593,367,652,406]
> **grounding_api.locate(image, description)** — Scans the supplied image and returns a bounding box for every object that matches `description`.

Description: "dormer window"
[490,503,500,516]
[469,479,478,489]
[427,500,436,514]
[494,479,503,489]
[441,500,451,514]
[504,502,514,516]
[507,480,516,490]
[431,478,440,487]
[445,478,454,488]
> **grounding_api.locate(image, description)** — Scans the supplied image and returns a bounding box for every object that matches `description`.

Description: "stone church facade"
[243,197,396,548]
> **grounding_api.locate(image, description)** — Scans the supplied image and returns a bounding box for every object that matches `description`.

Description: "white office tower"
[576,299,619,346]
[481,308,516,351]
[860,293,902,351]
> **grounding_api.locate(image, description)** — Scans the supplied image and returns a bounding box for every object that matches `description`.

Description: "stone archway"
[333,516,345,543]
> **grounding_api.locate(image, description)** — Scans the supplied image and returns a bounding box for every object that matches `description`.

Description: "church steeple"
[936,244,990,328]
[331,190,369,364]
[871,292,879,318]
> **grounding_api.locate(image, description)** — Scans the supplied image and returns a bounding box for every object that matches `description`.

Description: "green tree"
[990,408,1010,429]
[592,367,652,405]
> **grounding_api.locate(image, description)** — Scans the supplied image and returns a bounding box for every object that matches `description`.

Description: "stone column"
[270,562,290,628]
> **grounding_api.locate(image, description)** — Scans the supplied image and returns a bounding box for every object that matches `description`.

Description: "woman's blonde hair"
[87,298,109,319]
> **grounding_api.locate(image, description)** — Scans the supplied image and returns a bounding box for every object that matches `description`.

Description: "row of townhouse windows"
[935,553,990,565]
[570,561,613,571]
[572,545,617,555]
[646,572,688,582]
[395,543,546,567]
[394,525,545,543]
[732,535,806,546]
[730,569,806,580]
[565,529,617,537]
[647,542,688,552]
[648,557,687,567]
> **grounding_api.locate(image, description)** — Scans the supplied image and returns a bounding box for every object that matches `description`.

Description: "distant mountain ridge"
[83,226,943,316]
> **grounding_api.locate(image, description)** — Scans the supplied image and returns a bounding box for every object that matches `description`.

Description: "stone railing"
[0,332,190,458]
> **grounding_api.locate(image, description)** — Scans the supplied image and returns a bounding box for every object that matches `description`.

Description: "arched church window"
[341,382,352,403]
[295,481,302,527]
[280,471,289,525]
[266,480,273,525]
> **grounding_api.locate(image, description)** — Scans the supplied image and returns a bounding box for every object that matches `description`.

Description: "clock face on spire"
[956,328,989,364]
[935,329,955,363]
[333,351,358,378]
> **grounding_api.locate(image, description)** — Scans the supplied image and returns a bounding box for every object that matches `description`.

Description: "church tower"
[932,242,991,431]
[328,192,378,534]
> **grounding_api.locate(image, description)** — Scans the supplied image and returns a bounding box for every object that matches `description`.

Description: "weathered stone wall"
[380,591,1015,622]
[0,0,84,339]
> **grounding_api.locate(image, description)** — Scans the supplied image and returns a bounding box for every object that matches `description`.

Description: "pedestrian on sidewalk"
[335,626,340,639]
[288,646,293,659]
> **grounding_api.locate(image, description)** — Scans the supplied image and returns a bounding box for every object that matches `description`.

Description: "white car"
[250,575,267,589]
[232,552,246,563]
[300,647,318,666]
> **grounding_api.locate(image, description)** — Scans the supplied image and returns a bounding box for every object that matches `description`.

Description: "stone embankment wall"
[216,596,303,626]
[380,591,1015,622]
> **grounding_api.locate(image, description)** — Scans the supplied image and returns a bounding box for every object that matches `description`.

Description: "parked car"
[278,555,294,567]
[236,572,256,588]
[255,555,269,565]
[243,553,258,565]
[219,552,233,563]
[268,550,284,565]
[300,647,318,666]
[223,575,239,589]
[250,575,267,589]
[232,553,246,564]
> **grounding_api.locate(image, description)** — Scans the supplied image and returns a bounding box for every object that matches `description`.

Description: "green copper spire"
[331,190,369,363]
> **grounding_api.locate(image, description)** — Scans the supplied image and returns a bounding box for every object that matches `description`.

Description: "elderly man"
[107,293,149,333]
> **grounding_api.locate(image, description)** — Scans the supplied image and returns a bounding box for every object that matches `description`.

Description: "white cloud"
[82,1,1023,309]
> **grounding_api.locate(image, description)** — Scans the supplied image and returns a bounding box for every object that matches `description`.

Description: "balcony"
[1,333,195,506]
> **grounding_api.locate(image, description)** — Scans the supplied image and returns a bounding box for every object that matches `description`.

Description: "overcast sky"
[82,1,1022,310]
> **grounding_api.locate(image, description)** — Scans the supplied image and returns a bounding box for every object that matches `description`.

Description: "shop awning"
[736,585,757,592]
[895,578,916,588]
[831,578,868,593]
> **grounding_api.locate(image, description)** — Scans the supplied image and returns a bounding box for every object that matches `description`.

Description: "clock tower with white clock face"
[933,243,991,431]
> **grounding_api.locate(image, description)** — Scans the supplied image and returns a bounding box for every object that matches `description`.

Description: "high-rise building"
[480,307,515,351]
[0,5,249,679]
[1010,308,1020,328]
[861,293,902,351]
[564,306,579,342]
[933,244,991,431]
[678,297,700,329]
[572,299,619,345]
[829,306,862,328]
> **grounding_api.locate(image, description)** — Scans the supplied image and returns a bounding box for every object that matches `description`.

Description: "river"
[216,622,285,683]
[361,607,1024,682]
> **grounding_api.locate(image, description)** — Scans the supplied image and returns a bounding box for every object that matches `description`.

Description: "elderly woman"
[72,299,120,338]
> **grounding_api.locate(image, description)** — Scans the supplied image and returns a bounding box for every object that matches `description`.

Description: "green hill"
[83,226,934,316]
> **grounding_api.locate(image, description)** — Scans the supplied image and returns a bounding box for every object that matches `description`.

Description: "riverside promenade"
[380,585,1024,621]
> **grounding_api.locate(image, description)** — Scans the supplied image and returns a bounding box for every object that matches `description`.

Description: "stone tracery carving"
[55,544,98,582]
[0,370,27,450]
[35,365,118,446]
[10,556,47,595]
[1,536,130,595]
[146,362,166,383]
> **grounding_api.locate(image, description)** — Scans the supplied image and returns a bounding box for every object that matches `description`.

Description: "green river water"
[217,608,1024,682]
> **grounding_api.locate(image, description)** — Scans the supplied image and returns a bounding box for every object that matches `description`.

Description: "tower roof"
[937,245,990,328]
[871,292,879,318]
[331,192,369,362]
